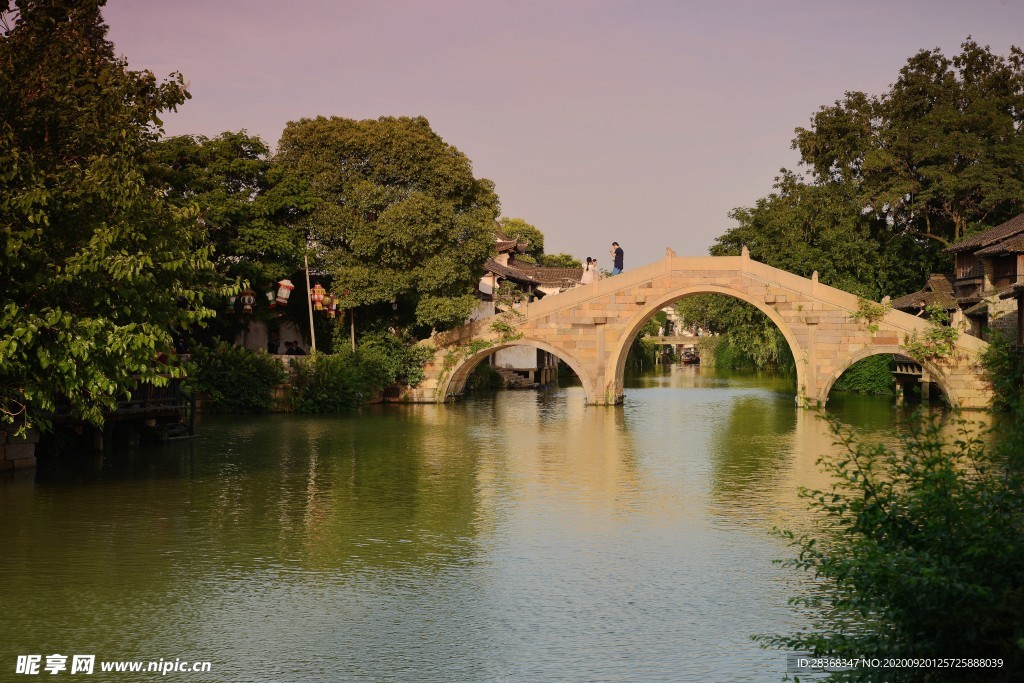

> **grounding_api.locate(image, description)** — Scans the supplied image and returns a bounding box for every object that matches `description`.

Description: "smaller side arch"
[818,346,959,406]
[441,338,597,404]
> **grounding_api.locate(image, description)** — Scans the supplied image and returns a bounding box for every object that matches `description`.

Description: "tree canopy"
[276,116,500,332]
[794,38,1024,246]
[0,0,217,430]
[147,131,314,289]
[498,217,544,258]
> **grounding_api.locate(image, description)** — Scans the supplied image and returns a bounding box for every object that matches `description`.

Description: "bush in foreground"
[758,406,1024,682]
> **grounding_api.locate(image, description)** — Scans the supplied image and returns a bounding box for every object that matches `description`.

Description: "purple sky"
[104,0,1024,266]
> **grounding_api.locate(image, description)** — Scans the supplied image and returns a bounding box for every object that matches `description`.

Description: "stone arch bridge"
[404,250,991,409]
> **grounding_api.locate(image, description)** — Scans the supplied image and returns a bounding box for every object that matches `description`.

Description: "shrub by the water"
[289,351,388,413]
[186,343,288,412]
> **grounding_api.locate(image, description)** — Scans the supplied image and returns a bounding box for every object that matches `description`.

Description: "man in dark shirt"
[610,242,624,275]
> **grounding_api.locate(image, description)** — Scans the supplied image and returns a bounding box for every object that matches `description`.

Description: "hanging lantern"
[276,279,295,305]
[311,283,326,310]
[226,295,237,312]
[239,288,257,314]
[265,288,275,304]
[323,293,335,318]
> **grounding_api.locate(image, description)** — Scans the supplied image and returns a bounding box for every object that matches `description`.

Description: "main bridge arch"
[610,283,808,400]
[407,251,992,409]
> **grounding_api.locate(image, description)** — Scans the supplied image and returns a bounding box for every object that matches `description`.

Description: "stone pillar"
[0,428,38,472]
[803,313,819,407]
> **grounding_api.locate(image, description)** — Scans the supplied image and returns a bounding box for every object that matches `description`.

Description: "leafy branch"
[851,297,892,334]
[903,304,958,364]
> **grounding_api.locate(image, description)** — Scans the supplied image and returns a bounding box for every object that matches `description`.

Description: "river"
[0,367,945,681]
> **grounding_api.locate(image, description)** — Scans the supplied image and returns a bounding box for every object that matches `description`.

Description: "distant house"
[473,228,584,386]
[946,213,1024,340]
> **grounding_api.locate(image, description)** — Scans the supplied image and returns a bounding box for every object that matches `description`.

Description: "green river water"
[0,367,951,682]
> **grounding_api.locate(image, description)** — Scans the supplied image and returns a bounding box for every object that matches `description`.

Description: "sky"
[103,0,1024,267]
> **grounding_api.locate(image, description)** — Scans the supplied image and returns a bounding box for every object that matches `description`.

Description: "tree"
[0,0,217,431]
[795,39,1024,245]
[675,294,793,370]
[497,217,581,268]
[147,131,314,289]
[712,171,936,300]
[699,40,1024,372]
[537,253,583,268]
[276,116,499,332]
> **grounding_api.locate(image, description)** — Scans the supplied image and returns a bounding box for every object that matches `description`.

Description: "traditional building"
[947,213,1024,340]
[473,229,584,386]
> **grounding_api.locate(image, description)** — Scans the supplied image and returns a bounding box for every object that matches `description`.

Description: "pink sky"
[104,0,1024,266]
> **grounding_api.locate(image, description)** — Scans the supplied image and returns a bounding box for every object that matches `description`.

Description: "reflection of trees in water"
[706,391,991,534]
[709,395,797,502]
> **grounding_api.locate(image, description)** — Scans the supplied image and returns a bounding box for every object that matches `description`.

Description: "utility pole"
[304,252,316,353]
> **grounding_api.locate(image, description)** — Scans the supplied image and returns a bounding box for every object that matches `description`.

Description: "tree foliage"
[538,252,583,268]
[276,116,499,332]
[185,342,287,413]
[713,172,936,299]
[0,0,217,431]
[831,355,895,396]
[795,38,1024,246]
[147,131,314,288]
[701,40,1024,371]
[675,295,793,370]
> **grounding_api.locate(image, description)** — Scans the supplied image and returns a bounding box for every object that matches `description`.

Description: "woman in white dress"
[580,257,596,285]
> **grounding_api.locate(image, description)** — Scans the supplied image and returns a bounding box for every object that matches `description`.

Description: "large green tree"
[794,39,1024,245]
[276,116,499,332]
[0,0,217,431]
[700,40,1024,372]
[712,171,936,299]
[147,131,313,289]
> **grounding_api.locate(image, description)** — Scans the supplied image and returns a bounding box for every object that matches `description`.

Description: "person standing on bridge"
[580,257,596,284]
[610,242,624,275]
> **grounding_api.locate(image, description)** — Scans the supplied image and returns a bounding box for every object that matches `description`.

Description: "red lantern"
[311,283,326,310]
[276,279,295,305]
[239,288,257,314]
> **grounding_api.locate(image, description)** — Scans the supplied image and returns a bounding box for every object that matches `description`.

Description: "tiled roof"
[948,212,1024,253]
[1000,282,1024,300]
[963,300,988,316]
[976,232,1024,256]
[890,274,958,311]
[482,259,584,289]
[483,258,539,284]
[510,262,584,288]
